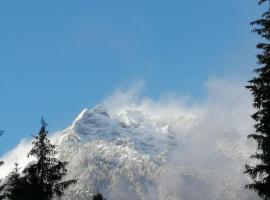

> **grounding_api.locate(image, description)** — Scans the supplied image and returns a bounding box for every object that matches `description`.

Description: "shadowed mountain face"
[49,105,257,200]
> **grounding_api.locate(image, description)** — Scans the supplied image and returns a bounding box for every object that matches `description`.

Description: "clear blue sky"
[0,0,264,154]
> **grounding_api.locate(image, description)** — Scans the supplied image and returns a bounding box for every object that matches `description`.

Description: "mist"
[102,78,257,199]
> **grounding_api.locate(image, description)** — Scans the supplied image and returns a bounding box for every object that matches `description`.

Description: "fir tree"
[2,163,24,200]
[245,0,270,199]
[22,118,77,200]
[92,192,106,200]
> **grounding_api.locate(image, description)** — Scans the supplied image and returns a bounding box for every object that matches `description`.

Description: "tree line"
[0,120,106,200]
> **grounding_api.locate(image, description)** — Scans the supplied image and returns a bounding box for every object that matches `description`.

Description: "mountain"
[48,105,257,200]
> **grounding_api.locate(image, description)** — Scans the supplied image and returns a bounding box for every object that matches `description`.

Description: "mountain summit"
[45,105,257,200]
[53,105,177,200]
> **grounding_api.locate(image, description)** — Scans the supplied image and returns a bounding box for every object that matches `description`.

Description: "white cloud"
[0,139,32,178]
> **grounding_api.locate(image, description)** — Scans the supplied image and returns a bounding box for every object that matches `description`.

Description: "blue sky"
[0,0,264,154]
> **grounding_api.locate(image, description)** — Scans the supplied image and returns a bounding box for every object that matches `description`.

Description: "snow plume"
[0,78,258,199]
[103,78,253,137]
[101,78,257,200]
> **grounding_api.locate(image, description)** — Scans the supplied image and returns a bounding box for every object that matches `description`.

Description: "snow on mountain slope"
[51,103,257,200]
[54,105,176,200]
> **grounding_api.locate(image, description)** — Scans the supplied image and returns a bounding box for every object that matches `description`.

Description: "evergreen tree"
[245,0,270,199]
[92,192,106,200]
[2,163,24,200]
[22,118,77,200]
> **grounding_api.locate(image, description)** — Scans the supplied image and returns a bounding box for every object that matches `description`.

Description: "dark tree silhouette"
[92,192,106,200]
[245,0,270,199]
[1,163,25,200]
[0,130,4,200]
[21,118,77,200]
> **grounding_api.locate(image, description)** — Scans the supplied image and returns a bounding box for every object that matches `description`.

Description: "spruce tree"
[2,163,24,200]
[22,118,77,200]
[245,0,270,199]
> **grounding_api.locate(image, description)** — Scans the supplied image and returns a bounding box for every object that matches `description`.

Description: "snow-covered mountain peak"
[72,105,110,125]
[52,105,256,200]
[70,106,112,136]
[64,106,177,157]
[1,104,255,200]
[52,106,182,199]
